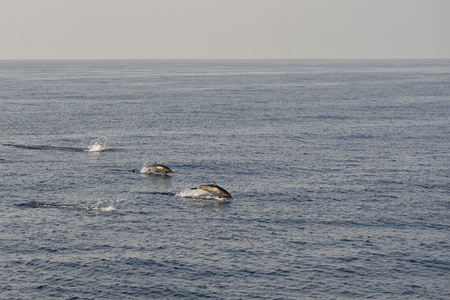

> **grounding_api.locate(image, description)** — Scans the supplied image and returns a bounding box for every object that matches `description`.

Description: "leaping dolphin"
[191,182,233,199]
[141,162,174,175]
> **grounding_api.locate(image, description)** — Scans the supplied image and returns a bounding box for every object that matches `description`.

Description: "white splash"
[91,199,121,211]
[86,136,108,152]
[176,188,216,199]
[139,163,150,173]
[176,188,233,205]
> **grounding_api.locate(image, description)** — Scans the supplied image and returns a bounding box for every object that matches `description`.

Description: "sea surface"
[1,59,449,299]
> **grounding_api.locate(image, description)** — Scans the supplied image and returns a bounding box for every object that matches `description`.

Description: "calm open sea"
[1,59,449,299]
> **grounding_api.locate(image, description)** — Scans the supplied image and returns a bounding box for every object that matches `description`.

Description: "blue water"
[1,60,449,299]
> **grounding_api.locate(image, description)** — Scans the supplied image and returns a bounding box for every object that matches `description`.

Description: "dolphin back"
[197,183,233,199]
[142,163,174,174]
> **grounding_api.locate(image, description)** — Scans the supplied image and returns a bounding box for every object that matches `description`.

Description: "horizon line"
[1,57,450,61]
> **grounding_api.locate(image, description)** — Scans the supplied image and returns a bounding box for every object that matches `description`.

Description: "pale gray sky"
[1,0,449,59]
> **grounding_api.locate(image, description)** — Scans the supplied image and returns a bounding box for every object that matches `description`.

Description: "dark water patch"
[138,191,177,197]
[15,201,119,212]
[3,143,86,152]
[108,168,139,173]
[16,201,82,210]
[2,143,122,153]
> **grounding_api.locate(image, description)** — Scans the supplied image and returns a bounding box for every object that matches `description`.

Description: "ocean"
[1,59,449,299]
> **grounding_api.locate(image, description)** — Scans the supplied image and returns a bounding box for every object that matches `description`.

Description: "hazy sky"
[1,0,449,59]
